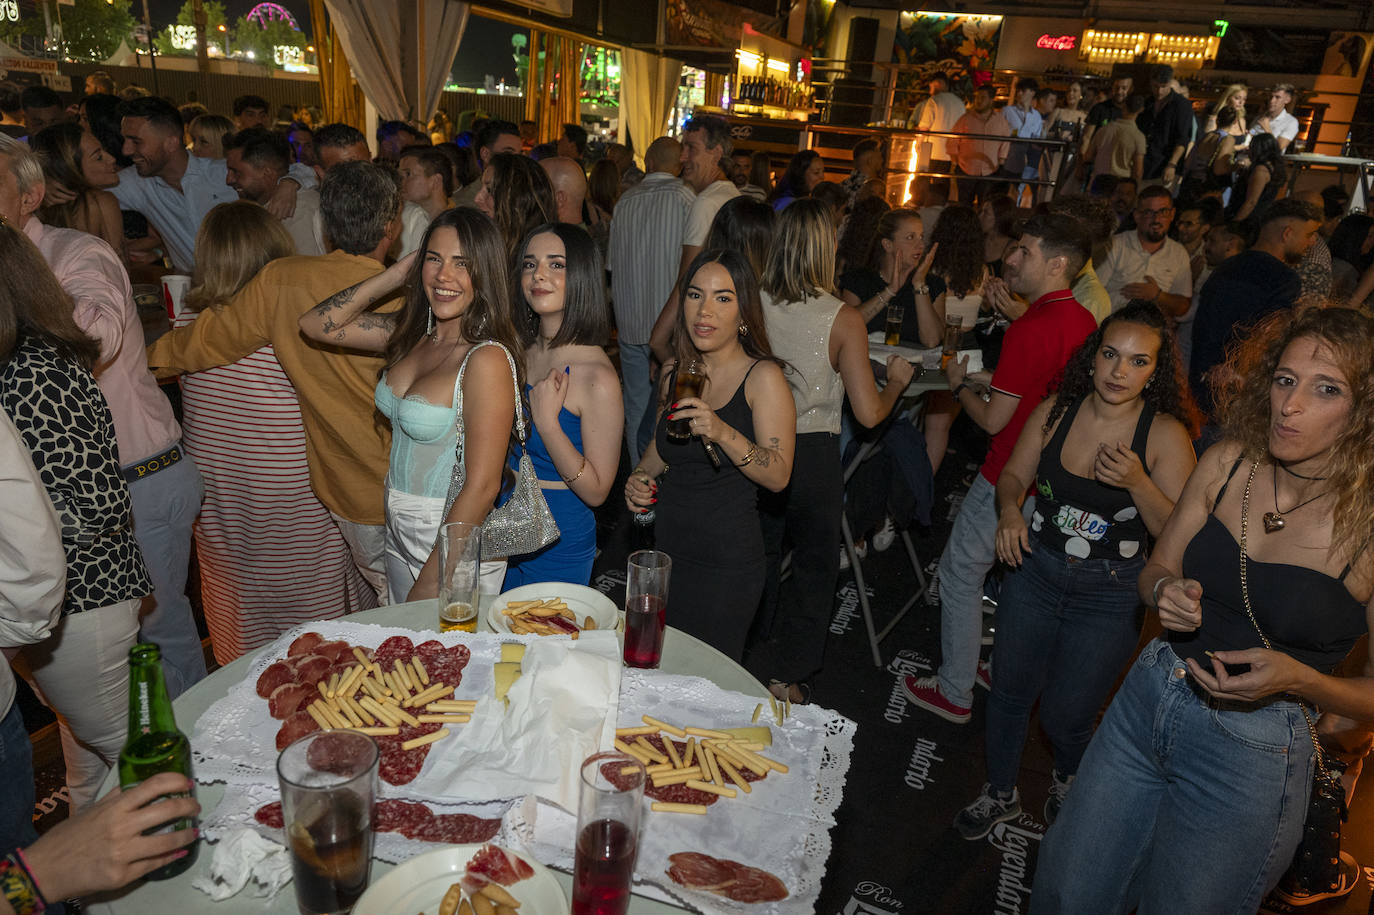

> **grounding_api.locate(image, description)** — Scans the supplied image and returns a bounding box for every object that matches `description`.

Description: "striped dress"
[175,308,376,665]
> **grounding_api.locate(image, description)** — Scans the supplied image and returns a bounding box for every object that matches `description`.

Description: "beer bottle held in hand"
[118,642,199,880]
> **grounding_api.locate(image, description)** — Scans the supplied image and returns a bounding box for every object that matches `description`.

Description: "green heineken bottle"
[117,642,199,880]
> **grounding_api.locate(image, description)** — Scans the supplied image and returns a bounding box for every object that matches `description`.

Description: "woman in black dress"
[624,249,796,661]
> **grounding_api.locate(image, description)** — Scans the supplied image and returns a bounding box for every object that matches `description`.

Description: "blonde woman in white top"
[753,198,915,704]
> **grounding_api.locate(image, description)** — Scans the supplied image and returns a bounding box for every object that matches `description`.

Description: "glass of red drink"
[573,751,646,915]
[623,550,670,669]
[277,730,379,915]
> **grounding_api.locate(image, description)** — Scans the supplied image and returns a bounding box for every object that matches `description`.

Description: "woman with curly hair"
[954,300,1199,842]
[766,149,823,212]
[299,208,525,601]
[473,151,556,264]
[1033,306,1374,912]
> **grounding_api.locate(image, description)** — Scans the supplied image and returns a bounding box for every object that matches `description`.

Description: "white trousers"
[331,512,390,606]
[384,488,506,605]
[13,599,140,812]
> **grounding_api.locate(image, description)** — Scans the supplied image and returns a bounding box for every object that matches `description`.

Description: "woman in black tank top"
[624,250,796,661]
[1034,308,1374,913]
[953,301,1199,842]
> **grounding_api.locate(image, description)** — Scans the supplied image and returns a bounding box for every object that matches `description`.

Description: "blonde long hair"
[761,198,836,303]
[1211,84,1248,120]
[186,201,296,312]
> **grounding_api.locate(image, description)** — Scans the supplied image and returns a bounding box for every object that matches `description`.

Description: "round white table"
[86,597,767,913]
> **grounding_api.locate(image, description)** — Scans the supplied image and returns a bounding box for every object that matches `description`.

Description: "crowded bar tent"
[0,0,1373,911]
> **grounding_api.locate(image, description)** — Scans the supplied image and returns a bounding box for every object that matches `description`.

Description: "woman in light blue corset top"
[504,223,622,587]
[300,208,525,602]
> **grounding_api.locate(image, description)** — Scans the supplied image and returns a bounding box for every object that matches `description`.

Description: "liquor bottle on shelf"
[118,642,199,880]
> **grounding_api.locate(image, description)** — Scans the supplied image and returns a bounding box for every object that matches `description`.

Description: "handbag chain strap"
[1238,460,1327,771]
[453,341,525,460]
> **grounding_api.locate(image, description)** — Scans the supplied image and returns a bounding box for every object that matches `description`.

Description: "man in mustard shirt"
[147,162,404,603]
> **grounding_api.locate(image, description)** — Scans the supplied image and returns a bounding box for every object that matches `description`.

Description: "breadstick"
[390,704,421,728]
[470,890,496,915]
[417,714,470,723]
[651,802,708,815]
[682,737,696,769]
[336,699,363,728]
[700,745,723,786]
[392,658,413,692]
[351,646,373,670]
[662,737,682,769]
[360,696,400,727]
[478,882,520,907]
[305,701,332,730]
[684,726,730,739]
[716,756,752,793]
[316,680,330,703]
[400,727,449,751]
[614,725,659,737]
[411,657,429,686]
[406,682,454,708]
[438,882,463,915]
[633,737,668,764]
[348,726,399,737]
[613,739,652,766]
[326,672,340,699]
[642,715,686,738]
[651,767,702,787]
[685,778,736,798]
[344,695,375,726]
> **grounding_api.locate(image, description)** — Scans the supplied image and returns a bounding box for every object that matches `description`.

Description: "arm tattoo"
[315,282,362,334]
[756,436,781,469]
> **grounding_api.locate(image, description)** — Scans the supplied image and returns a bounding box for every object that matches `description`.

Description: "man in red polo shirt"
[905,213,1097,723]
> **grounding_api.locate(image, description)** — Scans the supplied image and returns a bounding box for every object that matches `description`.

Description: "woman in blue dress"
[503,223,623,587]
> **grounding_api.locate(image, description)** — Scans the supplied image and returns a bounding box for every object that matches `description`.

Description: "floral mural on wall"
[892,13,1001,118]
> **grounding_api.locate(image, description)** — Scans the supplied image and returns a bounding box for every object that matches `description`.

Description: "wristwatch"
[952,380,970,398]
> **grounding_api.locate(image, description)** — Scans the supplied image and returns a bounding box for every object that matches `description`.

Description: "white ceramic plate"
[488,582,621,635]
[353,843,566,915]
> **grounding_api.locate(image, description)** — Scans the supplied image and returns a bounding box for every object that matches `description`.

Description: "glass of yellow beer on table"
[437,521,481,632]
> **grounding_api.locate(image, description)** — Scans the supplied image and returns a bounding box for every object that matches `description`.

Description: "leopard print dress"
[0,333,151,614]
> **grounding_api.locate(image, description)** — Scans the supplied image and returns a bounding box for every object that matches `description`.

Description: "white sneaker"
[872,516,896,552]
[838,540,867,570]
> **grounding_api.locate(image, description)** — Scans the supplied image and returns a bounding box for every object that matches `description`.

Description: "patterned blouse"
[0,333,151,614]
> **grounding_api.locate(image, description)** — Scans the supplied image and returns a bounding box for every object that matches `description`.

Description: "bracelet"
[914,283,929,296]
[737,442,759,467]
[1151,576,1171,607]
[561,455,588,484]
[952,380,970,398]
[1,851,47,915]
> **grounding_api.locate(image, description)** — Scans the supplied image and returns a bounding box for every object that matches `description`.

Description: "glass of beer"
[622,550,670,669]
[884,302,905,346]
[941,312,963,371]
[277,730,378,915]
[665,358,708,443]
[572,751,645,915]
[437,521,481,632]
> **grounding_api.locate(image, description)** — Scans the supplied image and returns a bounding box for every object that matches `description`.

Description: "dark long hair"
[1329,214,1374,274]
[766,149,819,204]
[671,248,783,370]
[485,152,556,264]
[514,223,608,348]
[928,205,985,296]
[1047,299,1201,438]
[384,208,525,395]
[1246,133,1285,181]
[705,196,775,279]
[0,224,100,370]
[30,123,98,230]
[864,207,921,272]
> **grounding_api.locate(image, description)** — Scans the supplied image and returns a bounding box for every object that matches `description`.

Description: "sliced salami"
[254,801,284,829]
[287,631,324,657]
[255,660,295,699]
[375,722,440,786]
[275,708,320,751]
[267,682,311,720]
[412,813,502,845]
[648,782,720,806]
[374,799,433,836]
[371,636,415,670]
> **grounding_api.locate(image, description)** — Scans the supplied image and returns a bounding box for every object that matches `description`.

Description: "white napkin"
[190,828,293,900]
[415,630,621,811]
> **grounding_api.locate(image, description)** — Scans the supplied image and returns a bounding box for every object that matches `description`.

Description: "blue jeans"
[936,473,997,707]
[619,342,653,466]
[0,699,36,855]
[1031,639,1314,914]
[129,454,207,699]
[984,546,1143,792]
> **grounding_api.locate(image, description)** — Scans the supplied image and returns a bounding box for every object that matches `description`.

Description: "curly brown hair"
[1213,306,1374,558]
[928,205,985,296]
[1047,299,1201,438]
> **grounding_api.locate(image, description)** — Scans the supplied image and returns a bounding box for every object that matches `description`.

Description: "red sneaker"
[975,659,992,691]
[902,675,972,724]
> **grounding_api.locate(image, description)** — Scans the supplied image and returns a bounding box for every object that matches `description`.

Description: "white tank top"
[761,290,845,435]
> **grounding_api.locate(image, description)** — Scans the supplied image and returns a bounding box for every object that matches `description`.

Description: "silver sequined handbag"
[442,341,559,560]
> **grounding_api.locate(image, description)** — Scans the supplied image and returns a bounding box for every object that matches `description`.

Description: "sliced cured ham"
[666,852,789,903]
[313,640,354,664]
[463,844,535,891]
[275,707,320,751]
[267,682,311,720]
[287,631,324,657]
[291,653,332,686]
[255,660,295,698]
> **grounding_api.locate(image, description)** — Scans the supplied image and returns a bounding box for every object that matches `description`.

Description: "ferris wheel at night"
[245,3,300,30]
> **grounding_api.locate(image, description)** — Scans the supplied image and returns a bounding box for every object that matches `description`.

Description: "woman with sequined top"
[751,199,915,705]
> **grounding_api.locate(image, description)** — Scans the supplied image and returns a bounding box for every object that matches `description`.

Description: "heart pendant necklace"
[1265,464,1327,534]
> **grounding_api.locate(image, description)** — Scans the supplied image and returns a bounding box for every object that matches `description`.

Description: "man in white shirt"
[914,74,967,191]
[1250,83,1300,153]
[112,96,316,273]
[224,127,325,256]
[609,137,694,463]
[649,115,739,364]
[1096,185,1193,315]
[0,410,66,857]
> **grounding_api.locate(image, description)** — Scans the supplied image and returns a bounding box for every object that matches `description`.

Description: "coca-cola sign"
[1036,34,1077,50]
